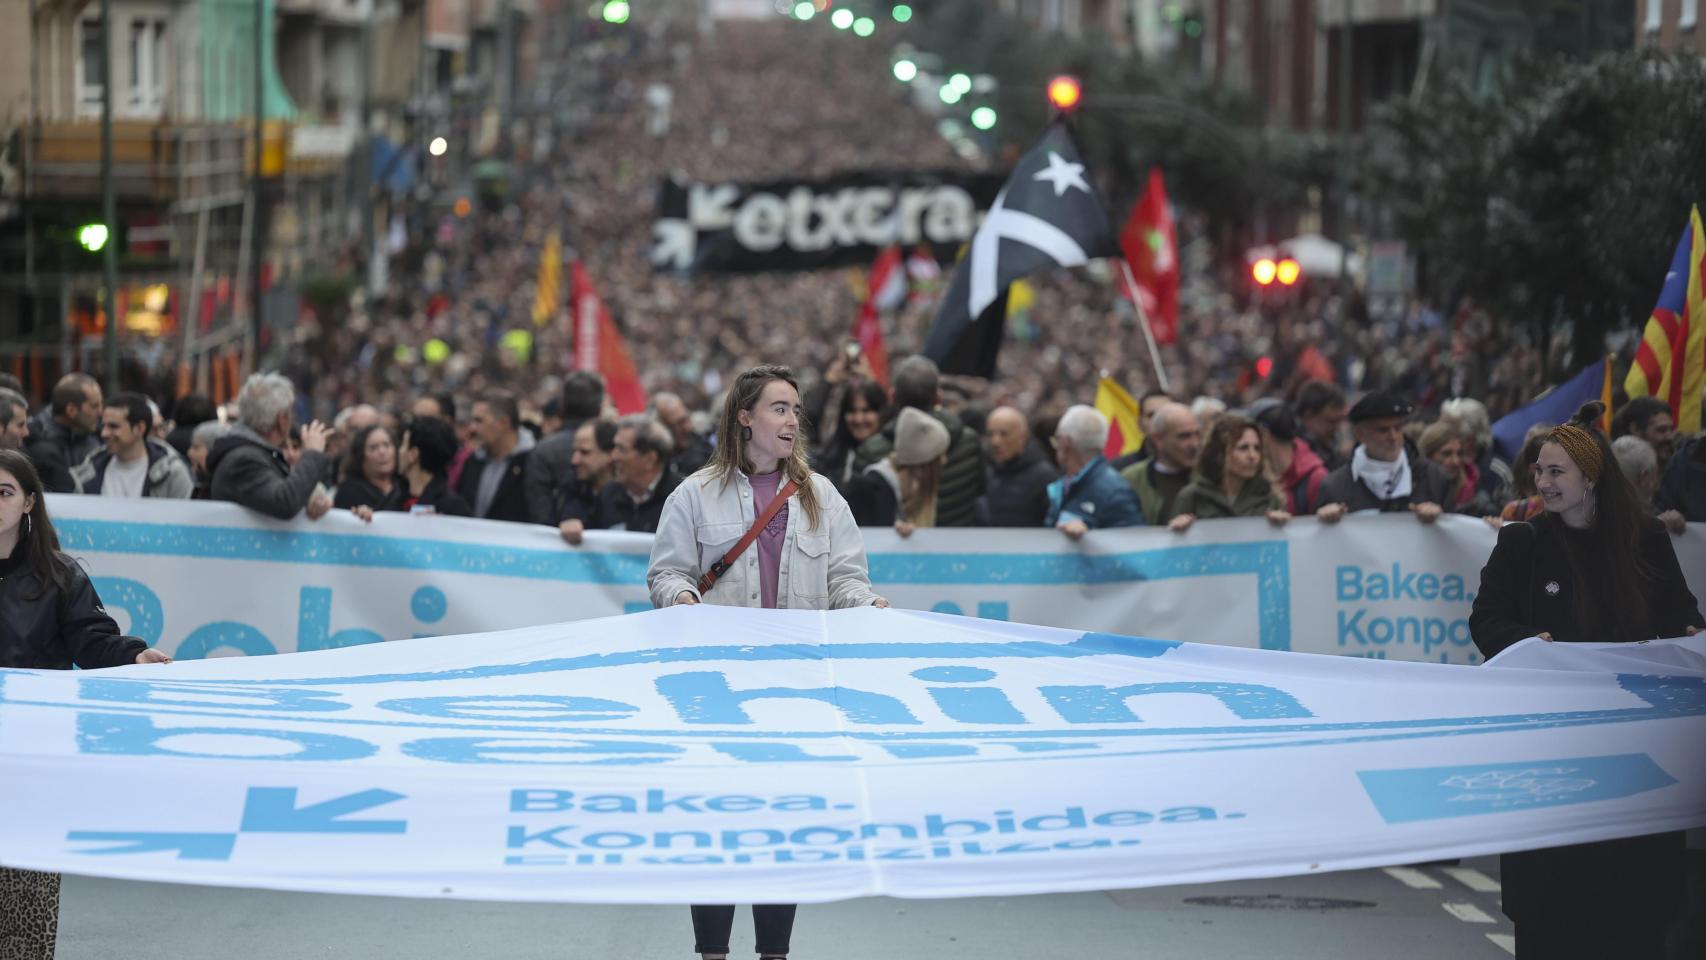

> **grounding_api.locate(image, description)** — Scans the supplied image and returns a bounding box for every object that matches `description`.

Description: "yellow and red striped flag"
[531,231,563,327]
[1094,375,1145,460]
[1625,205,1706,432]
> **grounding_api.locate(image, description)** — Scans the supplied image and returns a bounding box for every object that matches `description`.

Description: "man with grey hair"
[1045,405,1144,539]
[589,414,679,534]
[1439,396,1513,505]
[1120,402,1202,524]
[1612,434,1661,513]
[0,388,30,450]
[207,373,334,520]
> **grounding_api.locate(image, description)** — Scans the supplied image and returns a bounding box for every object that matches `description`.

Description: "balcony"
[22,121,285,211]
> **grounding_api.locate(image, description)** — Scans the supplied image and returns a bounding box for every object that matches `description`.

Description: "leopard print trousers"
[0,867,59,960]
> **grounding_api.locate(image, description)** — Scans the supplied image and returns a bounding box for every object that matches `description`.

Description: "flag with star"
[923,120,1121,378]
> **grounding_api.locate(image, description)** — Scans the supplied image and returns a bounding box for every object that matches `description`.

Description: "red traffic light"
[1251,258,1277,286]
[1047,75,1082,111]
[1276,258,1302,286]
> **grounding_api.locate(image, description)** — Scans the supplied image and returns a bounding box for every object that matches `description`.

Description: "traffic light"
[1251,257,1278,286]
[1046,75,1082,112]
[78,223,110,252]
[601,0,629,24]
[1275,258,1302,286]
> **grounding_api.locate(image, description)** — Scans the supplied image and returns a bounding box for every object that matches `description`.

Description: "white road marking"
[1487,932,1517,954]
[1383,866,1442,889]
[1444,867,1502,893]
[1443,901,1498,924]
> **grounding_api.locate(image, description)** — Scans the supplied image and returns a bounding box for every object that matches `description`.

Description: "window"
[1684,0,1698,31]
[78,18,105,112]
[1645,0,1663,33]
[128,17,168,116]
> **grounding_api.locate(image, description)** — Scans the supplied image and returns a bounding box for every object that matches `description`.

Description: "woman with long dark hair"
[1168,414,1290,532]
[334,424,405,512]
[812,378,887,493]
[0,448,170,959]
[1470,403,1702,958]
[648,364,888,960]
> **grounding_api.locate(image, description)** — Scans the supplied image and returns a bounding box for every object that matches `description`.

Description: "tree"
[1367,51,1706,373]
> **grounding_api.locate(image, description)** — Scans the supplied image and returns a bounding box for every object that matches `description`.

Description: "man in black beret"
[1315,391,1456,523]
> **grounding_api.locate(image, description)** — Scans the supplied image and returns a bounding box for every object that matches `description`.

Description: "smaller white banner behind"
[48,497,1706,664]
[0,608,1701,902]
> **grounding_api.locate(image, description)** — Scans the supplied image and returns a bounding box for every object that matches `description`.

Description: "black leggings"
[689,903,796,956]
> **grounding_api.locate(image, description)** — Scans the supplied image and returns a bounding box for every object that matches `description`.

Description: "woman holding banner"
[649,364,888,960]
[0,448,172,959]
[1167,414,1291,532]
[1469,403,1702,959]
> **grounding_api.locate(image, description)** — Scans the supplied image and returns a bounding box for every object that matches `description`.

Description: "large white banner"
[1,608,1702,901]
[49,497,1706,664]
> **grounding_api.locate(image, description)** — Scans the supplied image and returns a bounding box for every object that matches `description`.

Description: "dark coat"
[589,470,682,534]
[1469,513,1702,933]
[207,426,333,521]
[23,409,100,494]
[334,475,408,512]
[1470,514,1702,656]
[1655,436,1706,521]
[458,447,535,523]
[0,544,145,670]
[983,442,1058,527]
[854,408,986,527]
[1044,456,1145,529]
[522,421,587,526]
[1316,451,1457,514]
[396,475,473,517]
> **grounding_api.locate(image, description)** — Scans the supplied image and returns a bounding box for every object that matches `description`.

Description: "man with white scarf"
[1314,392,1455,524]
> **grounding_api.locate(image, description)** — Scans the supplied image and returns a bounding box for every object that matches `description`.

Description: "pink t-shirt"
[748,470,790,609]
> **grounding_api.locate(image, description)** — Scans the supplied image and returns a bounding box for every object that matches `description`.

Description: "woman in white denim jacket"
[648,364,888,613]
[647,364,887,960]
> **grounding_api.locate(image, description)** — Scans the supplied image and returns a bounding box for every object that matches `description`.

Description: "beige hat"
[893,406,951,467]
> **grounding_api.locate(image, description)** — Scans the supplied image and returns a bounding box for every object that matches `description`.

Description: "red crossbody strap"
[696,479,800,596]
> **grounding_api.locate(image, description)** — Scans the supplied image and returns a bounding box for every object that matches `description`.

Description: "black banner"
[651,170,1006,274]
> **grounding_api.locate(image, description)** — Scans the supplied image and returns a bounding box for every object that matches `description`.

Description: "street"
[57,858,1520,958]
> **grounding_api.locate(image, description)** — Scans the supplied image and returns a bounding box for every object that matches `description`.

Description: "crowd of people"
[3,347,1702,546]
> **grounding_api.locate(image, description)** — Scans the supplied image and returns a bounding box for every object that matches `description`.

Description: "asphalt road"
[54,857,1541,959]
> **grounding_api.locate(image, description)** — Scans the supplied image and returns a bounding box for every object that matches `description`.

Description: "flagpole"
[1117,258,1172,393]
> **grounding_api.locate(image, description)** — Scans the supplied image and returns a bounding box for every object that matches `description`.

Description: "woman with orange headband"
[1469,401,1702,958]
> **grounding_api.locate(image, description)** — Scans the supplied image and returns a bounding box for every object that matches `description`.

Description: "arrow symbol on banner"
[66,832,238,860]
[238,787,407,834]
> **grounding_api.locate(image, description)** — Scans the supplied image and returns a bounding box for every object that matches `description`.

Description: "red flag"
[853,246,900,386]
[1118,168,1180,345]
[570,261,647,414]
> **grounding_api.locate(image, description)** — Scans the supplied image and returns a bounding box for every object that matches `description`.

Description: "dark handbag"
[696,479,799,596]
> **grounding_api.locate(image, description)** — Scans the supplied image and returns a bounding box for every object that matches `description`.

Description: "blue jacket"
[1044,456,1146,529]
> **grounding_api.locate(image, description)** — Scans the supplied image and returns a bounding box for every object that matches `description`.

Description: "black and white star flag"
[923,121,1120,378]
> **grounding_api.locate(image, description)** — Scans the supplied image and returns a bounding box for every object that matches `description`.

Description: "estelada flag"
[1625,205,1706,432]
[570,261,647,415]
[1094,376,1145,460]
[531,231,563,327]
[852,246,901,387]
[1118,168,1180,345]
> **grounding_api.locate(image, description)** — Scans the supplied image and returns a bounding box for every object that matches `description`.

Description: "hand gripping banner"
[1,607,1701,902]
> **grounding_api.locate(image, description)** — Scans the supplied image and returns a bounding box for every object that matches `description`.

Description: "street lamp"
[428,137,448,157]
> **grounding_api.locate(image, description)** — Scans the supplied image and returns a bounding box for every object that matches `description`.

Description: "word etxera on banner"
[0,607,1702,902]
[45,497,1706,663]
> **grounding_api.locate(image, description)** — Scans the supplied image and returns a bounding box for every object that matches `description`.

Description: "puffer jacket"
[852,407,985,527]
